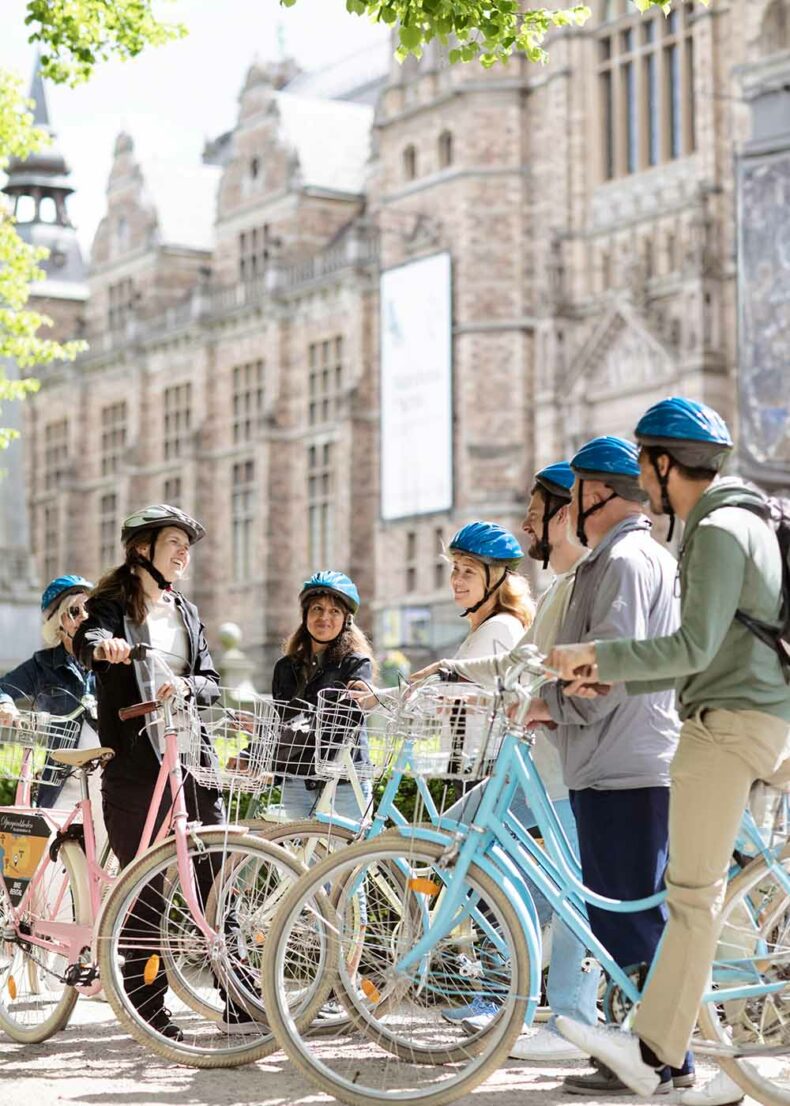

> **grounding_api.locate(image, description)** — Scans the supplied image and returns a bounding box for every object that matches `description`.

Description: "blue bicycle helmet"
[41,574,93,615]
[634,398,733,539]
[448,522,524,566]
[571,437,645,547]
[300,570,360,615]
[531,462,575,569]
[448,522,523,616]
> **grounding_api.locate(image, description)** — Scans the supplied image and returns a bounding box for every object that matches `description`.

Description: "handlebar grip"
[128,642,150,661]
[118,700,159,721]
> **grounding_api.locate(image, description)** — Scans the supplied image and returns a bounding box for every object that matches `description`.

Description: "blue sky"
[1,0,388,251]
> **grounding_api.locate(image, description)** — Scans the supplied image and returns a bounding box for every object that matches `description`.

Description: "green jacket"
[596,479,790,722]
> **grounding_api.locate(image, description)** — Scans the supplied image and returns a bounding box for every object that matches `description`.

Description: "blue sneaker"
[440,996,500,1025]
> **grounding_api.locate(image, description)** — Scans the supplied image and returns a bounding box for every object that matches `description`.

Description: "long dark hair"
[90,530,157,624]
[283,619,378,677]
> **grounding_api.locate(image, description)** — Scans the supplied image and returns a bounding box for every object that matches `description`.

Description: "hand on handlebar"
[94,638,133,665]
[545,642,598,682]
[0,703,20,727]
[345,680,380,711]
[156,678,189,703]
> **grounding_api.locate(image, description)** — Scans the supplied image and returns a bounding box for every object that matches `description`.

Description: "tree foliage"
[281,0,707,66]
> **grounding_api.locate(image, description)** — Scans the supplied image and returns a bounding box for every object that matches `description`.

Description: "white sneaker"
[509,1026,587,1061]
[679,1071,744,1106]
[555,1017,662,1098]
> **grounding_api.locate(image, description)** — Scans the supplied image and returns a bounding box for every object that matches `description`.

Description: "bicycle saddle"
[50,747,115,768]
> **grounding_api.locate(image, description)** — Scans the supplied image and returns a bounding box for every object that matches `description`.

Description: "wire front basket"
[314,689,400,782]
[0,712,81,786]
[186,691,283,794]
[396,682,508,781]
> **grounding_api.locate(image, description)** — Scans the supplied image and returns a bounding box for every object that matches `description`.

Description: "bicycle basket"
[189,692,283,794]
[314,688,400,782]
[398,682,507,780]
[0,712,81,787]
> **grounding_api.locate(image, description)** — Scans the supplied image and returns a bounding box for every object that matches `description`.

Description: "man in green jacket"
[547,397,790,1100]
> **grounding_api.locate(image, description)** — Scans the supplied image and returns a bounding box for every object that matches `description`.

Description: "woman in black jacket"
[271,571,375,821]
[73,504,242,1040]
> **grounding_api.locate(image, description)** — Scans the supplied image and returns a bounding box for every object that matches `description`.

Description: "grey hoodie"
[541,516,680,791]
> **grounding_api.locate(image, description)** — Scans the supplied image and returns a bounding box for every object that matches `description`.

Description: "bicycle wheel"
[261,835,534,1106]
[0,841,90,1043]
[698,851,790,1105]
[97,829,333,1067]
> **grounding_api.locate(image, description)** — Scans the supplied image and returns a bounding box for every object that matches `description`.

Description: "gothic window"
[403,145,418,181]
[307,442,333,567]
[308,337,343,426]
[759,0,790,55]
[231,460,255,582]
[100,401,127,476]
[232,360,265,443]
[250,157,261,180]
[43,503,58,581]
[108,278,135,331]
[597,2,695,181]
[98,492,118,569]
[163,476,182,505]
[163,382,192,460]
[438,130,453,169]
[238,225,271,281]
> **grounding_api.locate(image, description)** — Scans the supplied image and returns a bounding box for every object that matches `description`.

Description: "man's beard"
[527,537,549,562]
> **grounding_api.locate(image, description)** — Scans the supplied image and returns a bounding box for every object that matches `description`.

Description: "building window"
[307,442,333,567]
[598,1,694,181]
[238,225,271,281]
[250,157,260,180]
[231,460,255,582]
[438,130,453,169]
[100,401,127,476]
[434,528,445,590]
[759,0,790,55]
[98,492,117,569]
[232,360,265,443]
[406,530,417,593]
[43,503,58,581]
[163,383,192,460]
[108,278,135,331]
[163,476,182,505]
[403,144,417,181]
[308,336,343,426]
[44,419,69,490]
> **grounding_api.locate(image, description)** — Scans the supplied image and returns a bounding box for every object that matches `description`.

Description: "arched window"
[403,144,417,182]
[438,130,453,169]
[14,194,36,222]
[759,0,790,54]
[250,156,260,180]
[39,196,57,223]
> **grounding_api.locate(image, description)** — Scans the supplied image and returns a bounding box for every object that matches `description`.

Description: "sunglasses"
[66,605,87,620]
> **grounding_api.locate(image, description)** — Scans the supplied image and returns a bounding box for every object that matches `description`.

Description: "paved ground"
[1,1000,748,1106]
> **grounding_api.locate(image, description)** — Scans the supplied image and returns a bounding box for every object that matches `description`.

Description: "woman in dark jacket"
[271,571,375,821]
[73,504,237,1040]
[0,575,94,807]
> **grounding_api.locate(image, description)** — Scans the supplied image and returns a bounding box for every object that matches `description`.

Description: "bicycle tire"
[0,841,89,1043]
[97,829,333,1068]
[697,850,790,1106]
[261,835,534,1106]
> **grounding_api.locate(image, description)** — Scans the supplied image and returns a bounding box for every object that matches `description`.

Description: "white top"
[453,613,525,662]
[145,594,189,677]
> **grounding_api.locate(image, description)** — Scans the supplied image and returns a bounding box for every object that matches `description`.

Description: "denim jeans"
[277,778,372,822]
[445,781,599,1028]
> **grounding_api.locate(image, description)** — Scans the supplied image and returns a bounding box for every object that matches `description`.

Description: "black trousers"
[103,777,224,1021]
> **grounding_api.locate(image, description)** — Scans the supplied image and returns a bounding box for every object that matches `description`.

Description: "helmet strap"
[461,564,509,617]
[576,480,618,547]
[539,494,565,570]
[130,534,173,591]
[651,454,676,542]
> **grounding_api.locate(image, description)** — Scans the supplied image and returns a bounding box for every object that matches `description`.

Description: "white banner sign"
[380,252,453,520]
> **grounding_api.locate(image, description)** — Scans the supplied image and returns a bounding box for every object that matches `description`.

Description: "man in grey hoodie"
[523,435,692,1094]
[550,399,790,1106]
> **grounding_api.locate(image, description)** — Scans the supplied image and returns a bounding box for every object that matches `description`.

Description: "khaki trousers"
[634,707,790,1068]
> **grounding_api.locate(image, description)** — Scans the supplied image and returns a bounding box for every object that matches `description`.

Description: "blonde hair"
[451,553,534,629]
[41,592,84,649]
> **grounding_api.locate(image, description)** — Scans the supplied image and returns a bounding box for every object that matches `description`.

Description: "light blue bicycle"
[260,648,790,1106]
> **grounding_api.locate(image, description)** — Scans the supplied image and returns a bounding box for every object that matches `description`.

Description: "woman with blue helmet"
[268,570,376,821]
[0,574,95,808]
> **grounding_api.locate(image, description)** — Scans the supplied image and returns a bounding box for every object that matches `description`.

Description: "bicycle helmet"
[571,437,645,547]
[531,462,575,569]
[300,571,360,616]
[448,522,523,616]
[635,398,733,541]
[41,574,93,616]
[121,504,205,591]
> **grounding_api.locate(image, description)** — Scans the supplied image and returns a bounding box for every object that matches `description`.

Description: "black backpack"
[732,495,790,679]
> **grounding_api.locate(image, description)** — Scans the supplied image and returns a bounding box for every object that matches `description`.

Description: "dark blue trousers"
[569,785,669,971]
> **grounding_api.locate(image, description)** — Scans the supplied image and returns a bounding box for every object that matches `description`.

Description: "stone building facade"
[7,0,790,679]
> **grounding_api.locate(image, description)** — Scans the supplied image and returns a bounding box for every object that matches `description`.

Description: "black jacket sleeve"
[0,655,43,704]
[73,596,124,671]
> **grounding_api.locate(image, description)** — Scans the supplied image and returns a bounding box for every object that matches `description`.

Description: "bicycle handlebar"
[118,700,160,722]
